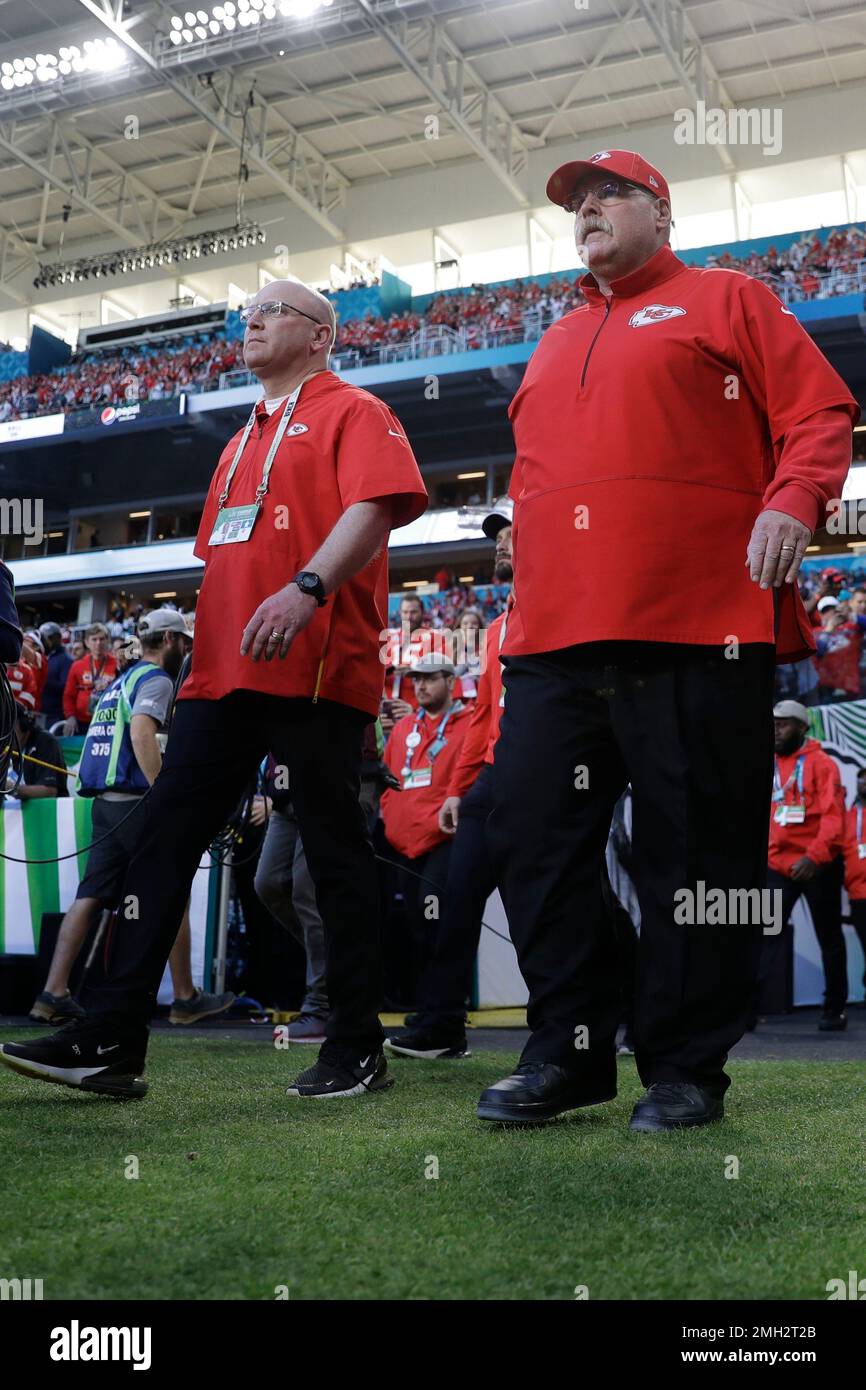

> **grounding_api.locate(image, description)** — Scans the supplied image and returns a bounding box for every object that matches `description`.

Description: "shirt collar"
[255,368,335,426]
[579,244,685,305]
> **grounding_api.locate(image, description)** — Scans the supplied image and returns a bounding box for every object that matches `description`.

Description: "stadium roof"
[1,0,865,309]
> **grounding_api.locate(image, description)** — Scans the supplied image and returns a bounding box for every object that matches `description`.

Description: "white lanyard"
[217,381,305,509]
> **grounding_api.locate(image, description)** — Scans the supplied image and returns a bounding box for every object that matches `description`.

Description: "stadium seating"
[2,222,864,424]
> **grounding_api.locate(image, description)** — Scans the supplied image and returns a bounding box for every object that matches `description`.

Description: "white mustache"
[578,218,613,238]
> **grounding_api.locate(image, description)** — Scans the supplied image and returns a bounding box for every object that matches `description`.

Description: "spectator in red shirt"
[21,631,47,711]
[841,766,866,1000]
[0,277,427,1104]
[62,624,117,734]
[6,656,36,709]
[761,701,847,1028]
[379,653,473,1002]
[814,599,864,701]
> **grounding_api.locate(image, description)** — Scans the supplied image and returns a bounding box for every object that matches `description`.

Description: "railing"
[776,259,866,304]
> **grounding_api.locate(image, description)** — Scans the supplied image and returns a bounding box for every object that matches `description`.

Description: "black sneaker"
[818,1010,847,1032]
[385,1028,470,1059]
[0,1020,148,1099]
[629,1082,723,1132]
[285,1044,393,1099]
[476,1061,616,1124]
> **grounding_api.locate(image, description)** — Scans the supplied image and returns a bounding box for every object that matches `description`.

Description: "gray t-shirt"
[101,666,174,801]
[130,667,173,727]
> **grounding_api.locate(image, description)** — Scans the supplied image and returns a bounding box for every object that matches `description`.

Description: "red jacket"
[63,654,117,726]
[768,737,844,874]
[6,661,36,710]
[447,607,510,798]
[380,700,473,858]
[503,245,858,664]
[841,804,866,901]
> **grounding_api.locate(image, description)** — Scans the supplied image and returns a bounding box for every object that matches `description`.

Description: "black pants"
[416,764,498,1034]
[414,763,640,1037]
[81,692,379,1052]
[379,837,453,1004]
[848,899,866,992]
[487,642,775,1095]
[761,861,847,1013]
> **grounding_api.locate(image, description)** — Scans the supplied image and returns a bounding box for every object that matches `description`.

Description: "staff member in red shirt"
[841,766,866,1002]
[1,278,427,1103]
[481,149,859,1132]
[379,652,473,995]
[386,505,513,1058]
[62,624,117,734]
[762,701,846,1028]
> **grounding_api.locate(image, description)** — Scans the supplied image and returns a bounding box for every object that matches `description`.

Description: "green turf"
[1,1033,864,1301]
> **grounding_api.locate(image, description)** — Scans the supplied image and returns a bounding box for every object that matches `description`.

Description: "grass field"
[1,1032,864,1301]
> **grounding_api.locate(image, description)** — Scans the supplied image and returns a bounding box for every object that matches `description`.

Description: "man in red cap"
[479,149,859,1131]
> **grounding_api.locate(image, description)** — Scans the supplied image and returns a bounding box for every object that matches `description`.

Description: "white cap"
[773,700,810,725]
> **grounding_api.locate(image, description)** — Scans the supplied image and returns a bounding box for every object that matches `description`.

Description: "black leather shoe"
[477,1062,616,1124]
[629,1082,723,1132]
[818,1010,847,1032]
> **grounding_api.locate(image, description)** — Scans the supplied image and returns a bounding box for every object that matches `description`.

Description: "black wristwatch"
[292,571,328,606]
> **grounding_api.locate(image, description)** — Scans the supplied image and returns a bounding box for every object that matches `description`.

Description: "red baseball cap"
[546,149,670,208]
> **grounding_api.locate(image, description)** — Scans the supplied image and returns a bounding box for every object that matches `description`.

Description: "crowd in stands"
[0,330,241,421]
[1,223,863,423]
[703,224,866,299]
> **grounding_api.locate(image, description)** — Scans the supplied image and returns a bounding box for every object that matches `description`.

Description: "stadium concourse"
[1,0,866,1329]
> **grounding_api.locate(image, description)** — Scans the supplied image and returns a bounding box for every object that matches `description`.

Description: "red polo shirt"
[6,661,36,710]
[503,246,858,662]
[380,700,473,858]
[179,371,428,716]
[447,606,510,798]
[841,804,866,901]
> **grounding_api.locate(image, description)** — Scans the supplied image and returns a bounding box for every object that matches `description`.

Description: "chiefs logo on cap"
[590,151,612,162]
[628,304,687,327]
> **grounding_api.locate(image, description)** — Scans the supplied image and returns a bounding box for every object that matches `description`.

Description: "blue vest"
[77,661,164,797]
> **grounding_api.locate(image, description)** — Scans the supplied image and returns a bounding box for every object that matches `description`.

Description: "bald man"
[0,277,428,1104]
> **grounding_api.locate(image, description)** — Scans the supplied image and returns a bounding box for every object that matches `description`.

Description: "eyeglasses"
[239,300,325,326]
[562,179,655,215]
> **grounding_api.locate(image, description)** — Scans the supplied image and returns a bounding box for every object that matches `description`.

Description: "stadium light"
[0,36,125,91]
[33,221,267,289]
[163,0,333,49]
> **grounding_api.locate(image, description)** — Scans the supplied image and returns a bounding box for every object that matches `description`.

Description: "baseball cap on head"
[546,149,670,208]
[137,609,191,638]
[773,700,810,725]
[482,496,514,541]
[411,651,456,677]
